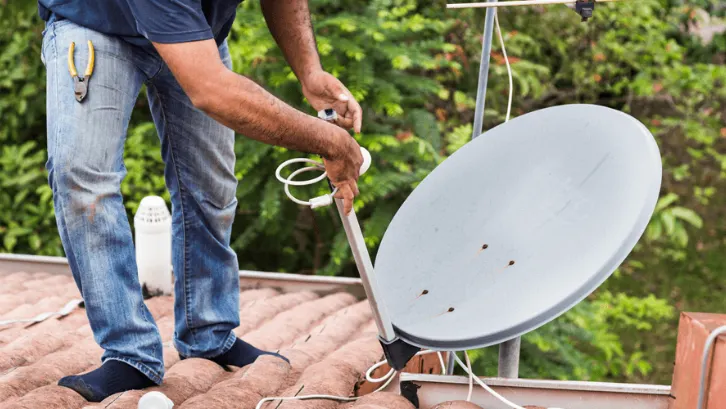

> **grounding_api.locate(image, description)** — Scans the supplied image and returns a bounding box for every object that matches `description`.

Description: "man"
[38,0,364,402]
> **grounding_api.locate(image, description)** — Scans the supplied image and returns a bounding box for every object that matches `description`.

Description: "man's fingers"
[334,183,357,215]
[349,98,363,134]
[345,180,359,197]
[329,96,361,132]
[334,112,355,130]
[336,190,353,215]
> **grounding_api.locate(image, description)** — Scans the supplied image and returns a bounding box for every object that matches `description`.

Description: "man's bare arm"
[260,0,363,132]
[152,39,362,213]
[261,0,320,83]
[153,40,341,157]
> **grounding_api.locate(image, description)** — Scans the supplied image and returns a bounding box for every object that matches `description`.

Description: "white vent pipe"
[134,196,173,296]
[138,391,174,409]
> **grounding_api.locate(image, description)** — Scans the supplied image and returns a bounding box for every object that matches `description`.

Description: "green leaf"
[8,226,32,236]
[646,220,662,241]
[674,226,689,248]
[3,235,17,251]
[655,193,678,212]
[661,212,676,235]
[29,234,41,250]
[670,207,703,228]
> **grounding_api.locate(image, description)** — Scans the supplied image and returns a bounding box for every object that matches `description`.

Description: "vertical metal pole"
[498,337,521,378]
[471,0,498,140]
[335,198,397,342]
[446,0,504,376]
[445,352,456,375]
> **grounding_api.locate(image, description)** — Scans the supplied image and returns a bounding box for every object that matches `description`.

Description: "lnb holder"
[575,0,596,21]
[379,337,421,371]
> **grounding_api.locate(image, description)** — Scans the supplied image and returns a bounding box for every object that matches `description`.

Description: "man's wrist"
[317,122,348,160]
[298,65,324,88]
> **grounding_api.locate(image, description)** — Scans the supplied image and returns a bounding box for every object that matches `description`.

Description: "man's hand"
[260,0,363,134]
[302,71,363,134]
[324,134,364,214]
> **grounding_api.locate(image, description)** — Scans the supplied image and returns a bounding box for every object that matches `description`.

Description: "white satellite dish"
[277,103,662,369]
[371,104,661,353]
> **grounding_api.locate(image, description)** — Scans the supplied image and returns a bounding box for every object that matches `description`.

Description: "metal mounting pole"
[445,0,513,377]
[471,0,498,140]
[335,198,397,342]
[498,337,521,378]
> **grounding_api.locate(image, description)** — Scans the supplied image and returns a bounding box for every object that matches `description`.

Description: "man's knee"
[48,157,124,226]
[189,150,238,212]
[181,168,238,240]
[199,178,238,232]
[208,173,238,211]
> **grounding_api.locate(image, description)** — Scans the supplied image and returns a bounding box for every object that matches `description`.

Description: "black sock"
[181,338,289,368]
[58,360,156,402]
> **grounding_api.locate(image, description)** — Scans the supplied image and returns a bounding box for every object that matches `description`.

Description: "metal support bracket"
[334,197,397,338]
[575,0,596,21]
[380,336,422,371]
[335,197,423,371]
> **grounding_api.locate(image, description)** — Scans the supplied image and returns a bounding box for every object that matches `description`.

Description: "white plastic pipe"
[134,196,173,296]
[138,391,174,409]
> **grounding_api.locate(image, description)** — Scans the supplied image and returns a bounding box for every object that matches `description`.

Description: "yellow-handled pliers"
[67,40,95,102]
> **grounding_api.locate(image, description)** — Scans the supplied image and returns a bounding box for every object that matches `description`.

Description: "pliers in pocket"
[67,40,95,102]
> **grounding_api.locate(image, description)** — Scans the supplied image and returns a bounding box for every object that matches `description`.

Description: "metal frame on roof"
[0,253,363,295]
[0,253,72,276]
[396,374,673,409]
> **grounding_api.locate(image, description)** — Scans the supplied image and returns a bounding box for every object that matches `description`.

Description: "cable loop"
[275,158,336,207]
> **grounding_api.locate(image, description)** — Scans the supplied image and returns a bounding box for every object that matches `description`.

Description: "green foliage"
[0,2,45,144]
[647,193,703,254]
[468,292,674,381]
[1,0,725,385]
[0,141,59,254]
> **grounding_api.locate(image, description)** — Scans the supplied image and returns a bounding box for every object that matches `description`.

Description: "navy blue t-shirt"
[38,0,242,47]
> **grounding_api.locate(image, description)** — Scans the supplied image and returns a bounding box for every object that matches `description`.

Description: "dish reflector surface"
[375,104,662,350]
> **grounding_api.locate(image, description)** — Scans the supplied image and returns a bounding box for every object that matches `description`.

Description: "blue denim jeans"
[42,19,241,384]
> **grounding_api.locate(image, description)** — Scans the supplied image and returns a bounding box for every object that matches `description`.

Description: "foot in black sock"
[205,338,289,368]
[58,360,156,402]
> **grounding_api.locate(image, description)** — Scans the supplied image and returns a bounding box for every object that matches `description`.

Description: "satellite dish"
[374,104,661,351]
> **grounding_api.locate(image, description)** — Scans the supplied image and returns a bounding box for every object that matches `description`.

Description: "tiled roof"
[0,271,424,409]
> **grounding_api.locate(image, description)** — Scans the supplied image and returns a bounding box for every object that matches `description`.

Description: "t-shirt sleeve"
[127,0,213,43]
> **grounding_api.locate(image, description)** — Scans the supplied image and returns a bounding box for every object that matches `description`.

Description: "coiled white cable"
[254,348,563,409]
[275,158,335,208]
[255,350,445,409]
[275,147,371,209]
[455,352,526,409]
[455,351,565,409]
[465,350,474,402]
[365,350,447,383]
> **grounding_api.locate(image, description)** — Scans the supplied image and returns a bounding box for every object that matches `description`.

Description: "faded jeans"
[42,18,240,384]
